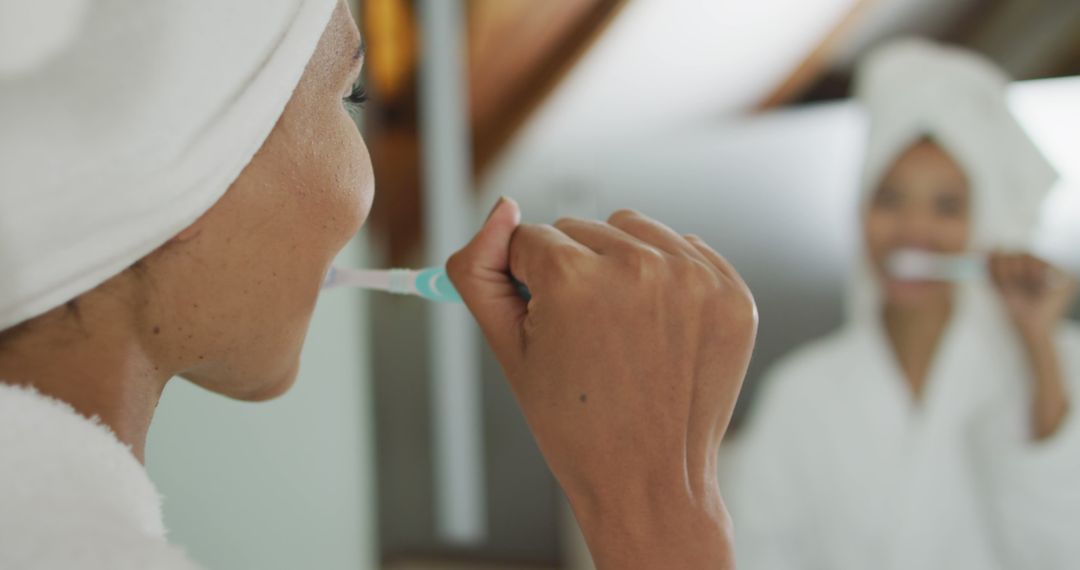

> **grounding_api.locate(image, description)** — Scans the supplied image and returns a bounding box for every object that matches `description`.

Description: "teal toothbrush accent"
[414,267,463,303]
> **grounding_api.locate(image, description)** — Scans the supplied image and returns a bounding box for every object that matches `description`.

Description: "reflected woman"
[722,39,1080,570]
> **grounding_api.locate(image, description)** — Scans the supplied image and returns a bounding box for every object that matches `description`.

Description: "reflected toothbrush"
[886,249,986,282]
[886,248,1074,287]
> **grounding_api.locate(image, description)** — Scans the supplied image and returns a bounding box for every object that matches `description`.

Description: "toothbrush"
[322,266,532,303]
[322,266,463,302]
[886,248,1075,287]
[886,249,987,282]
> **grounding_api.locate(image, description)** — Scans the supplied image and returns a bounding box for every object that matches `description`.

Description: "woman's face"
[147,0,373,400]
[863,140,971,307]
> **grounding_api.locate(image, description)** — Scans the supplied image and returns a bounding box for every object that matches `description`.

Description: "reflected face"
[151,0,374,400]
[863,140,971,307]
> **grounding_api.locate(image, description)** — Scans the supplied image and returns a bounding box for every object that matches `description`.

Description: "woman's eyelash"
[345,79,368,109]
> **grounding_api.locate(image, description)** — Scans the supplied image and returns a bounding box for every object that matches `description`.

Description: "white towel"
[847,38,1060,323]
[0,0,337,331]
[854,38,1058,249]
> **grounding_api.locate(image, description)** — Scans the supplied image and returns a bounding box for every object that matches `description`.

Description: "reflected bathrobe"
[0,383,201,570]
[721,304,1080,570]
[720,39,1080,570]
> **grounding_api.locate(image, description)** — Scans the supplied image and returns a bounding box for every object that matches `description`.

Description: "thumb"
[447,197,527,364]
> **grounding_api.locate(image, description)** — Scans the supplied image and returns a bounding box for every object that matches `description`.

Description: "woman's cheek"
[864,211,895,256]
[351,139,375,231]
[937,219,971,252]
[329,151,373,247]
[317,121,374,249]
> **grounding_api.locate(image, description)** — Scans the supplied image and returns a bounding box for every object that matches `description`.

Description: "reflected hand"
[448,198,757,570]
[989,252,1078,340]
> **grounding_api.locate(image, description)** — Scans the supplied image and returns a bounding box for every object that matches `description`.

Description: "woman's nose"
[895,209,938,246]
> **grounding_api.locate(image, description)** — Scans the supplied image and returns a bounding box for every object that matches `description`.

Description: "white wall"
[482,78,1080,405]
[482,77,1080,566]
[146,236,378,570]
[483,100,867,409]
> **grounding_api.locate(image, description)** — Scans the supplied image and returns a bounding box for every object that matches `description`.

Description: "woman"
[722,40,1080,569]
[0,1,756,568]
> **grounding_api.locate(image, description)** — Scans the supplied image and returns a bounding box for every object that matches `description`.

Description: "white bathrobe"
[721,299,1080,570]
[0,383,202,570]
[0,2,330,568]
[721,40,1080,570]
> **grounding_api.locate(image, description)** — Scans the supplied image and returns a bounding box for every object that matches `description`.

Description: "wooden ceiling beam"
[467,0,626,178]
[755,0,872,111]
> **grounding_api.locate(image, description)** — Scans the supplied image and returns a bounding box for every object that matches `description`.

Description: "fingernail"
[486,196,506,222]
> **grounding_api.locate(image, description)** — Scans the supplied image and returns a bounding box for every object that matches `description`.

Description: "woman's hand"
[989,252,1078,340]
[989,252,1077,440]
[448,198,757,570]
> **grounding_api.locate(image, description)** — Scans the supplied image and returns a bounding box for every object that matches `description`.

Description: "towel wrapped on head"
[854,38,1058,250]
[0,0,338,331]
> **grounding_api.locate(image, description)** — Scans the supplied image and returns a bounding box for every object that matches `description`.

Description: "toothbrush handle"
[414,267,463,303]
[413,267,532,303]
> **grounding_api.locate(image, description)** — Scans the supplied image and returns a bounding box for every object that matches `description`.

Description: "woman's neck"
[0,306,170,463]
[883,294,953,399]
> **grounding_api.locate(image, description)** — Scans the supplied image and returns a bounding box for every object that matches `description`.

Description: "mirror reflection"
[1,1,1077,569]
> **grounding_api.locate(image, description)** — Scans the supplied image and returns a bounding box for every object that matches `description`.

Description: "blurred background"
[146,0,1080,568]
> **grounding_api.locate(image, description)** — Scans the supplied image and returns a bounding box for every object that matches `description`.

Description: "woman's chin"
[181,359,301,402]
[884,279,952,307]
[237,372,298,402]
[237,359,303,401]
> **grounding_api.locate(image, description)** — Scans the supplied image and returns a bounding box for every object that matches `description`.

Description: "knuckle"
[743,292,761,329]
[691,237,719,257]
[541,246,586,285]
[549,242,584,264]
[552,217,583,231]
[700,277,757,330]
[622,246,665,278]
[507,222,544,253]
[607,208,644,225]
[673,257,717,290]
[526,221,554,233]
[719,290,760,336]
[508,223,536,248]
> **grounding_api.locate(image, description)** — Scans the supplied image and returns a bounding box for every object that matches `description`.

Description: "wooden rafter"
[467,0,626,177]
[755,0,873,111]
[362,0,626,264]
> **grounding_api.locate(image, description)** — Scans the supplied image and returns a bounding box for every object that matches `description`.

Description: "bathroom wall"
[147,236,378,570]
